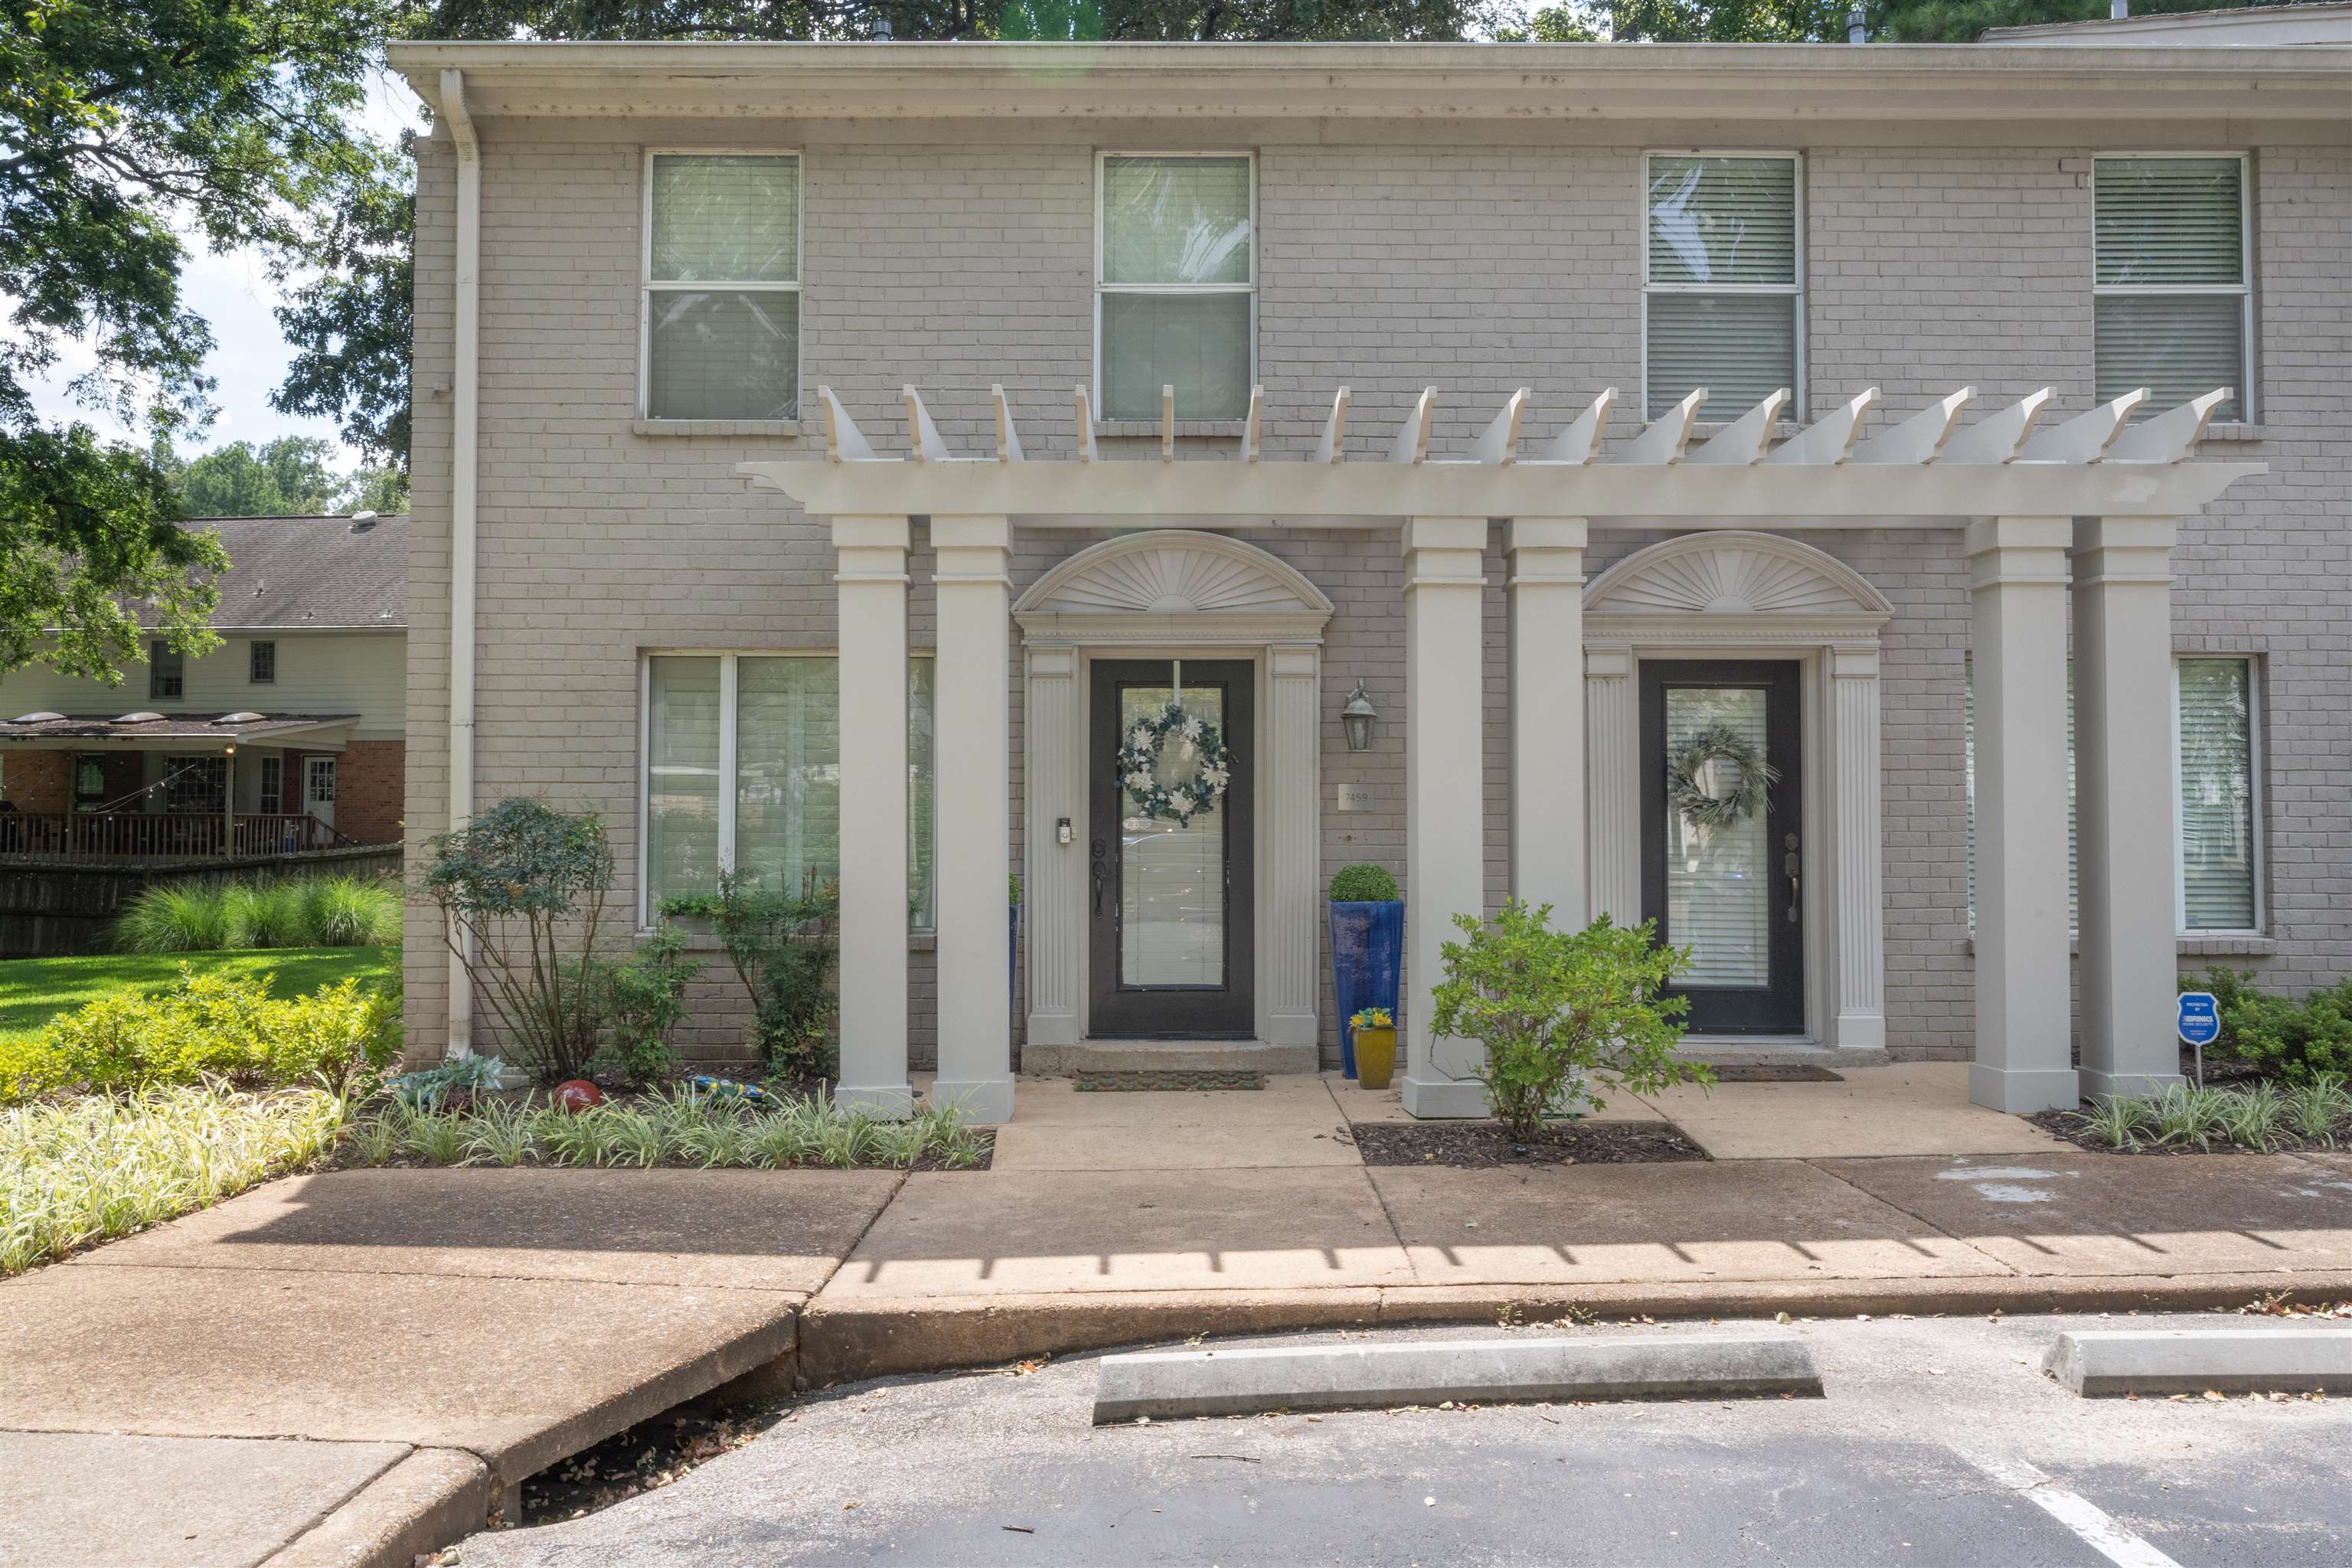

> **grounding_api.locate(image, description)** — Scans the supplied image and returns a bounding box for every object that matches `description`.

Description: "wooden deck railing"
[0,812,354,860]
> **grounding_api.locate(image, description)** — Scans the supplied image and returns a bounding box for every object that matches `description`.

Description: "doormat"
[1707,1064,1844,1083]
[1074,1070,1266,1093]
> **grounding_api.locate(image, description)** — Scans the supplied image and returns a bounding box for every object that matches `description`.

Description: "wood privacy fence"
[0,844,404,958]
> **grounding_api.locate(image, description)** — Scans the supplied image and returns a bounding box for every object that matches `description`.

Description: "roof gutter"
[442,67,479,1058]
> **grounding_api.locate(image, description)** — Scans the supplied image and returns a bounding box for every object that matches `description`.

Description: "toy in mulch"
[553,1080,607,1113]
[689,1075,772,1106]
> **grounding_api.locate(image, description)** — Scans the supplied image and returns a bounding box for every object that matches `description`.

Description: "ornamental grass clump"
[1429,900,1710,1143]
[0,1085,348,1277]
[115,875,400,952]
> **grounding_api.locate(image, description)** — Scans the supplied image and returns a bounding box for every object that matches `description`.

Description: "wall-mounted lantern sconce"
[1341,682,1378,753]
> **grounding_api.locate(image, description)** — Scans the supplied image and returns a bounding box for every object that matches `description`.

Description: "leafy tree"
[2,0,394,682]
[342,463,411,514]
[163,436,346,517]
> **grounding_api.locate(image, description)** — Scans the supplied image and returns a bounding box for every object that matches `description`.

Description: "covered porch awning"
[739,381,2263,1125]
[0,712,360,752]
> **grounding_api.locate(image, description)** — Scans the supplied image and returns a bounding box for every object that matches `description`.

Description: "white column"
[1506,518,1587,923]
[1829,648,1886,1050]
[1400,516,1490,1119]
[1264,642,1322,1049]
[929,515,1015,1123]
[832,514,913,1116]
[1966,516,2078,1114]
[1022,642,1080,1048]
[2073,516,2184,1099]
[1584,646,1640,926]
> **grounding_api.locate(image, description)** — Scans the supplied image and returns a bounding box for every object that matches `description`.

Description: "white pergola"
[741,382,2261,1125]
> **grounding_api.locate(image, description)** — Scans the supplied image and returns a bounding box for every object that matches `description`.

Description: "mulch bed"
[2027,1109,2347,1159]
[1075,1070,1266,1092]
[1351,1119,1707,1168]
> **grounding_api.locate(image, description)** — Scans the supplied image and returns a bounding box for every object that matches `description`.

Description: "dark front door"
[1089,659,1255,1038]
[1641,660,1804,1034]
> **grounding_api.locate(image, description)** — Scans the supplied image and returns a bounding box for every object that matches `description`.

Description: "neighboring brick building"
[0,514,408,851]
[385,40,2348,1122]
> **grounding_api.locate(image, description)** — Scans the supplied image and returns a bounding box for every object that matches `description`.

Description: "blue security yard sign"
[2178,991,2221,1086]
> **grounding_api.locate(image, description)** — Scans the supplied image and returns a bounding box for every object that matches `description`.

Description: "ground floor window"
[164,757,227,815]
[1966,655,2261,934]
[643,653,935,926]
[258,756,283,815]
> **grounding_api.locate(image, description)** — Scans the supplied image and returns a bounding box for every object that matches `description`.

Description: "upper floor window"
[1096,153,1255,422]
[2093,155,2248,423]
[149,640,183,699]
[1643,153,1802,420]
[248,640,276,684]
[643,152,800,422]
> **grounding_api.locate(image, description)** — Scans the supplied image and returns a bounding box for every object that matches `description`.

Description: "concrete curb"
[1092,1334,1821,1422]
[2044,1328,2352,1396]
[799,1271,2352,1383]
[261,1448,495,1568]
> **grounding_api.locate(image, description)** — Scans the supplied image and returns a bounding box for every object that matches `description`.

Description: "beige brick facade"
[400,99,2350,1074]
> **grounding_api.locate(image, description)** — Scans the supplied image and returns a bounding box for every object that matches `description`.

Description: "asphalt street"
[460,1312,2352,1567]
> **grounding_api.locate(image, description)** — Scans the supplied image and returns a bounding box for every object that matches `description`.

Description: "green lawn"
[0,946,398,1042]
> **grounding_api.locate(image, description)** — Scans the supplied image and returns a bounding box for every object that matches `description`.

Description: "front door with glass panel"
[1640,662,1803,1034]
[1089,660,1254,1038]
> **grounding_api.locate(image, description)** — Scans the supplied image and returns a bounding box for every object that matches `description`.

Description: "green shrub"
[1328,864,1400,903]
[2,1084,349,1276]
[116,885,229,953]
[2184,966,2352,1083]
[419,799,616,1086]
[659,869,838,1082]
[1429,901,1710,1142]
[1,970,400,1104]
[585,926,704,1090]
[116,875,400,953]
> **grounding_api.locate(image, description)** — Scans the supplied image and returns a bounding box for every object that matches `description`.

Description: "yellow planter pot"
[1352,1027,1396,1090]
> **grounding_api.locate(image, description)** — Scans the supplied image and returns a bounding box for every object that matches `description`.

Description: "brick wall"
[401,126,2351,1072]
[4,751,69,814]
[333,740,404,847]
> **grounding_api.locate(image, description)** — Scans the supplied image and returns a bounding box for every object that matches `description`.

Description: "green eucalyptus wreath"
[1117,702,1232,825]
[1668,723,1779,831]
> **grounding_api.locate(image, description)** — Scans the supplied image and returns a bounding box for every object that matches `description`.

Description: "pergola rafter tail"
[747,383,2258,524]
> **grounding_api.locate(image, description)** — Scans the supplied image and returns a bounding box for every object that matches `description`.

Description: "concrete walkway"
[8,1070,2352,1566]
[0,1168,898,1568]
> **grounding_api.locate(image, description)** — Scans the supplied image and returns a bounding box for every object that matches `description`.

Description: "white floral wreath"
[1118,702,1232,825]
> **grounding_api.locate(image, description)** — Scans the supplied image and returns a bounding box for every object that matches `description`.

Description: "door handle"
[1090,837,1107,918]
[1783,833,1801,923]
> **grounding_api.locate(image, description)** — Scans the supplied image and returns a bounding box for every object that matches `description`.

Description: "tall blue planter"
[1328,900,1404,1080]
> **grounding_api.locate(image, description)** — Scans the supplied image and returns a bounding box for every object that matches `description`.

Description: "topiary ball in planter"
[1328,864,1404,1080]
[554,1079,606,1114]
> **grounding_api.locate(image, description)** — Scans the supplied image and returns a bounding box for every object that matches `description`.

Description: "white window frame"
[1092,149,1259,422]
[2171,654,2265,937]
[639,149,805,423]
[1639,149,1806,423]
[2091,152,2253,424]
[636,650,936,932]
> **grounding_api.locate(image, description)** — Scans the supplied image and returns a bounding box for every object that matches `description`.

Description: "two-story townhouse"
[385,40,2350,1125]
[0,513,408,854]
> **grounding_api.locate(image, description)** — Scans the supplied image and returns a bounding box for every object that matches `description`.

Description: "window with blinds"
[2092,156,2248,423]
[644,653,935,929]
[1097,154,1255,421]
[1965,656,2261,935]
[1643,155,1801,420]
[644,153,801,421]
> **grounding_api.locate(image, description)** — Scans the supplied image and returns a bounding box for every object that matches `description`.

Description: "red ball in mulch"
[553,1080,606,1113]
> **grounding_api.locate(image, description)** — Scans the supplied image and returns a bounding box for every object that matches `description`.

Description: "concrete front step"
[1023,1039,1321,1075]
[1676,1038,1893,1070]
